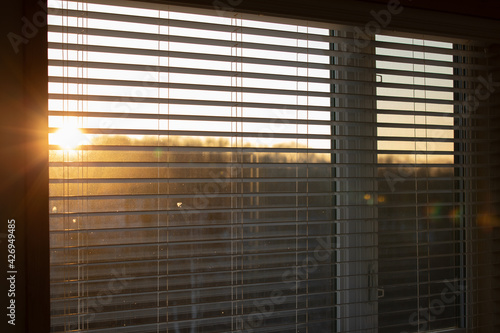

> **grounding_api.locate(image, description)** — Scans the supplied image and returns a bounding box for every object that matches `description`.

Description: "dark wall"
[0,1,49,332]
[148,0,500,41]
[362,0,500,20]
[1,1,26,332]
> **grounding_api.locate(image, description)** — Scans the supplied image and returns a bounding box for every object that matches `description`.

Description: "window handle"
[378,288,385,299]
[368,264,380,301]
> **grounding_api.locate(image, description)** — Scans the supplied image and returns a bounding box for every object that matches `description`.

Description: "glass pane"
[376,35,463,333]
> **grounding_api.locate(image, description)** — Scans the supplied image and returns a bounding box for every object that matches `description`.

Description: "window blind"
[48,1,341,332]
[47,0,499,332]
[372,33,500,332]
[373,35,478,333]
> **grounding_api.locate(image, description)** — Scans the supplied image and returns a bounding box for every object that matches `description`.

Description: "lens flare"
[478,212,500,231]
[51,124,88,150]
[448,206,462,224]
[427,203,443,218]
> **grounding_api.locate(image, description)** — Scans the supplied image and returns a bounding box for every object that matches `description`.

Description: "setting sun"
[50,123,88,150]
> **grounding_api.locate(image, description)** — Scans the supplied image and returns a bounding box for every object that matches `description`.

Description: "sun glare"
[51,124,88,150]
